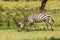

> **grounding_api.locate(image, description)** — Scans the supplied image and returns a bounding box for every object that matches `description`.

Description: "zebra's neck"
[20,17,26,24]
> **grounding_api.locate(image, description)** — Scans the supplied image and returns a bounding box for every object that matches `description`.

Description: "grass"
[0,30,60,40]
[0,0,60,40]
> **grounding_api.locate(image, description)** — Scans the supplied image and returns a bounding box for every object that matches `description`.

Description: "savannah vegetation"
[0,0,60,40]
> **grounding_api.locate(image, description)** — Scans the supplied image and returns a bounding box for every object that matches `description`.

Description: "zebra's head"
[18,22,24,31]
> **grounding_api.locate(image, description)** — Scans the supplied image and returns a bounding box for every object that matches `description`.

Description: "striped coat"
[18,12,54,31]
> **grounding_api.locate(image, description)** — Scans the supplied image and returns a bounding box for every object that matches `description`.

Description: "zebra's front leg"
[26,22,32,31]
[31,23,34,31]
[27,23,34,31]
[27,20,34,31]
[26,23,30,31]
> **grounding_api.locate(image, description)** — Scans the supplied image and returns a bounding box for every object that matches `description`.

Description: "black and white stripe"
[26,13,51,22]
[18,12,54,31]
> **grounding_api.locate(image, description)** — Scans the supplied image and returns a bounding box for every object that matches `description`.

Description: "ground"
[0,29,60,40]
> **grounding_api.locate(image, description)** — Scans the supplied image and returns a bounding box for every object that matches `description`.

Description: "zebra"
[18,12,54,31]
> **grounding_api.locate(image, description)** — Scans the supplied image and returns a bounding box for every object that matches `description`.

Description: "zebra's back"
[26,12,51,22]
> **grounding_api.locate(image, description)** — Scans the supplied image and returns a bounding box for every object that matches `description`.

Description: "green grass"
[0,0,60,40]
[0,30,60,40]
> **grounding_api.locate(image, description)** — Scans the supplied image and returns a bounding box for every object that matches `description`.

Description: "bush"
[3,0,19,2]
[0,1,60,29]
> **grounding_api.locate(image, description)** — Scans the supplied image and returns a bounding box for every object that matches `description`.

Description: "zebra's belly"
[34,19,43,23]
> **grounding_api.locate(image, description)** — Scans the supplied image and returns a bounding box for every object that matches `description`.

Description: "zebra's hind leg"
[48,19,54,31]
[49,22,54,31]
[45,21,49,31]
